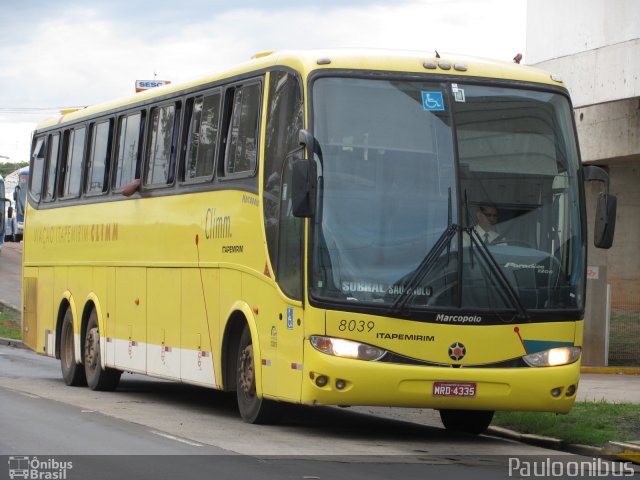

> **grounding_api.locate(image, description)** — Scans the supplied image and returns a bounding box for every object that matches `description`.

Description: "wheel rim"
[238,344,256,399]
[62,322,74,369]
[85,327,99,371]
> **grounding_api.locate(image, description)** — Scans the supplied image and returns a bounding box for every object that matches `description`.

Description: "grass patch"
[494,401,640,446]
[0,305,21,340]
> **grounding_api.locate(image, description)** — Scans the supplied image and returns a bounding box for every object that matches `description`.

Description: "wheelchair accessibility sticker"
[421,91,445,111]
[286,307,294,330]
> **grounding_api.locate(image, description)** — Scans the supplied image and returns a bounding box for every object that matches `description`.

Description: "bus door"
[273,157,305,400]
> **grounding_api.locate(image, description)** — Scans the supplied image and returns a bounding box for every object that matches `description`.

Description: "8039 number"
[338,319,375,333]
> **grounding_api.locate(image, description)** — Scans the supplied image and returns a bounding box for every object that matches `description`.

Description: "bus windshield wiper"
[390,223,458,315]
[466,227,530,322]
[391,188,456,314]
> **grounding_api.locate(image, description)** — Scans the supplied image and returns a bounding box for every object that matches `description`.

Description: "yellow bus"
[22,49,616,434]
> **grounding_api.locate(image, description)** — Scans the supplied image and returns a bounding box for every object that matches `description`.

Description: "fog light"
[315,375,328,387]
[551,387,562,397]
[335,379,346,390]
[566,384,577,396]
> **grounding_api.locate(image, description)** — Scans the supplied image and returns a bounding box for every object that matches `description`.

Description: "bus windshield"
[16,170,28,217]
[310,77,584,318]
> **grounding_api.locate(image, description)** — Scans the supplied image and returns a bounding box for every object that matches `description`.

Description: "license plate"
[432,381,477,398]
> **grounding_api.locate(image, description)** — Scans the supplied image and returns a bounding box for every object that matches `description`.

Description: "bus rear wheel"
[60,308,86,386]
[439,409,494,435]
[236,325,281,424]
[84,310,121,391]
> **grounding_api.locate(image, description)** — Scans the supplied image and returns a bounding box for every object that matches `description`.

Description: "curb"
[0,300,20,312]
[602,441,640,464]
[581,367,640,375]
[0,300,20,311]
[0,336,27,349]
[488,426,563,449]
[487,426,640,465]
[0,302,23,350]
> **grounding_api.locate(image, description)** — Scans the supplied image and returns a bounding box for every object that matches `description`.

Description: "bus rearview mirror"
[292,160,317,218]
[583,165,616,249]
[594,193,616,249]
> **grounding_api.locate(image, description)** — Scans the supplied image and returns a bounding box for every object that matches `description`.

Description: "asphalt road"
[0,344,579,480]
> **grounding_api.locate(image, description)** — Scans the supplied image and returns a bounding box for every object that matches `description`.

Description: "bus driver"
[475,204,507,245]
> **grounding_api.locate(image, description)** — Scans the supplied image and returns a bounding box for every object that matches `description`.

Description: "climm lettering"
[91,223,119,242]
[32,223,119,245]
[205,208,232,239]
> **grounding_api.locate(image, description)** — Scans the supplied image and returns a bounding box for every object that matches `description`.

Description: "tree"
[0,162,29,177]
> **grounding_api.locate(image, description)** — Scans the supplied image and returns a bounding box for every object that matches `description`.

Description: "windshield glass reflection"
[311,78,457,305]
[310,78,584,316]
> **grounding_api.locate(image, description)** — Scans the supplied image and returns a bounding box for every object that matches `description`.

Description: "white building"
[527,0,640,366]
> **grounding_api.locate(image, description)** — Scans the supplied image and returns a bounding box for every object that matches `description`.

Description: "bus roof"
[34,48,565,132]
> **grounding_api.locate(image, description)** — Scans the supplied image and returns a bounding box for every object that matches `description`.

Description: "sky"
[0,0,527,165]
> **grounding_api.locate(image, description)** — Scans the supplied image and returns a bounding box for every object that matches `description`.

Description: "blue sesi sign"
[421,91,445,111]
[135,79,171,92]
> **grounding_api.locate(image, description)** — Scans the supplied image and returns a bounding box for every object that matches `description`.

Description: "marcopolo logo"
[8,456,73,480]
[436,314,482,324]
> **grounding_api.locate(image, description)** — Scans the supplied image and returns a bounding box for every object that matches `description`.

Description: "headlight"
[310,336,386,361]
[523,346,581,367]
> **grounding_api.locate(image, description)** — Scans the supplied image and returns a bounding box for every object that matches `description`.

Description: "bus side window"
[86,119,113,195]
[144,102,181,187]
[114,112,144,192]
[61,127,86,199]
[30,136,46,202]
[44,133,61,201]
[183,92,221,183]
[221,82,261,178]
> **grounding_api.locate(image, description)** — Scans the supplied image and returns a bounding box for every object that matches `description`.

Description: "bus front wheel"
[60,308,86,386]
[439,409,494,435]
[84,310,121,391]
[236,325,281,424]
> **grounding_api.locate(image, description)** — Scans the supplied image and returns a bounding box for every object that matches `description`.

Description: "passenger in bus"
[474,204,507,245]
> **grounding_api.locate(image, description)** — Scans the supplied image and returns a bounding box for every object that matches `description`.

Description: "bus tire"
[439,409,494,435]
[236,325,281,424]
[84,309,121,391]
[60,308,86,387]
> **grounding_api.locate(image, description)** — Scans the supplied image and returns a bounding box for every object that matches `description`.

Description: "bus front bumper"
[301,343,581,413]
